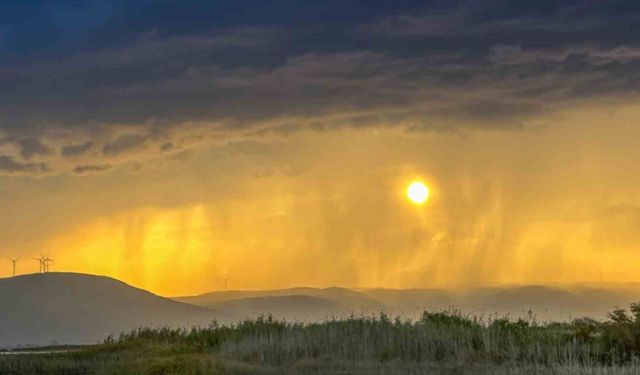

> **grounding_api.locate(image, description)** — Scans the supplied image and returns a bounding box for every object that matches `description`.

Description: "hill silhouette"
[363,285,639,321]
[176,286,386,320]
[211,295,347,322]
[0,272,217,348]
[455,285,638,321]
[179,284,640,322]
[3,272,640,348]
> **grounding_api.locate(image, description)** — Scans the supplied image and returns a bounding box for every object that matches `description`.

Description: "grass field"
[3,304,640,374]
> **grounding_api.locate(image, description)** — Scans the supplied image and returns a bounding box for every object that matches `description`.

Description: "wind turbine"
[43,254,54,273]
[8,257,19,277]
[34,254,52,273]
[34,255,44,273]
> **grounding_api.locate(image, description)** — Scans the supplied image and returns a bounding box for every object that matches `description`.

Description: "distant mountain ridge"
[2,272,640,348]
[211,295,345,322]
[176,287,386,321]
[177,286,384,308]
[178,284,640,322]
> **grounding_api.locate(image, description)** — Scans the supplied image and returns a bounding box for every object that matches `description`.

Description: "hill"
[360,285,640,321]
[211,295,349,322]
[359,288,456,314]
[0,272,218,348]
[457,285,639,321]
[176,287,386,321]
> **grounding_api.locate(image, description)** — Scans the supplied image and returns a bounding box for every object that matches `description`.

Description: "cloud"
[489,45,640,66]
[103,134,148,156]
[160,142,174,152]
[18,138,52,160]
[0,1,639,175]
[72,164,112,174]
[61,141,94,157]
[0,155,50,175]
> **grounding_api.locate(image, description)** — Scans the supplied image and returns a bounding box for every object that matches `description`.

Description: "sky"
[1,1,640,296]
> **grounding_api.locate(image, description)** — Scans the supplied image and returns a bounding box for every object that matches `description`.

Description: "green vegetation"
[5,304,640,374]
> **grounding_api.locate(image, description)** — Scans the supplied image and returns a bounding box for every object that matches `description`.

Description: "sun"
[406,181,429,204]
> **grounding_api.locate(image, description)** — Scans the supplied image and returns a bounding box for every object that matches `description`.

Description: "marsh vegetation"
[4,303,640,374]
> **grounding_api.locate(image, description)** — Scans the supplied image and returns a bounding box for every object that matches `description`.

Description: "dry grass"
[3,305,640,374]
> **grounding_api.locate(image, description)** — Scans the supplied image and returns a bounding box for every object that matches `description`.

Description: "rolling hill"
[210,295,348,322]
[359,288,457,314]
[0,272,218,348]
[455,285,638,321]
[362,285,640,321]
[175,287,387,321]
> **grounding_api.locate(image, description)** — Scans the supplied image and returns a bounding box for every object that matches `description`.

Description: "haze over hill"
[0,273,218,348]
[2,272,640,348]
[176,287,386,322]
[179,284,640,322]
[361,286,634,321]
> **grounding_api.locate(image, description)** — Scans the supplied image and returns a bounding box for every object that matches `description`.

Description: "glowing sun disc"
[407,181,429,204]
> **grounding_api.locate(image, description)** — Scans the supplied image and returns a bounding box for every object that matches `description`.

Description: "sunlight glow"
[407,181,429,204]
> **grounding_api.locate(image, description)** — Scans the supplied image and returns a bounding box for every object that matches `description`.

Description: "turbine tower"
[34,254,53,273]
[35,255,44,273]
[8,257,19,277]
[43,254,54,273]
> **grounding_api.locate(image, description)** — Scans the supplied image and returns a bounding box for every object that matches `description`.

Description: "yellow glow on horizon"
[35,189,640,295]
[17,111,640,295]
[407,181,429,204]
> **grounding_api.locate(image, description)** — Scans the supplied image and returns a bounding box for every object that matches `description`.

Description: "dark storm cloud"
[102,133,148,156]
[0,155,50,174]
[61,141,94,157]
[17,138,52,160]
[160,142,174,153]
[0,0,639,173]
[72,164,112,174]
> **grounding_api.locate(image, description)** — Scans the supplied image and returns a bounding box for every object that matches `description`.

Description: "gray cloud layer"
[17,138,53,160]
[102,134,148,156]
[0,155,50,174]
[0,1,639,175]
[72,164,112,174]
[61,142,94,157]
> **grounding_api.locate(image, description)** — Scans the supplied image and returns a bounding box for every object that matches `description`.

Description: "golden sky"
[3,102,640,296]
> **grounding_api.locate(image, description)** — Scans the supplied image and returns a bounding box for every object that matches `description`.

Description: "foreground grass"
[4,304,640,374]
